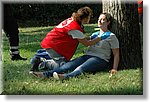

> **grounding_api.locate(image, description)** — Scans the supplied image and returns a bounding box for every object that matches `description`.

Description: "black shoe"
[11,54,27,61]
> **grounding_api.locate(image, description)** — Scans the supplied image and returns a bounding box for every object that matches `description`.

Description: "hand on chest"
[95,40,110,48]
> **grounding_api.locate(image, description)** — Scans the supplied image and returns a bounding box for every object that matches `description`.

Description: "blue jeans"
[43,55,108,79]
[46,48,67,67]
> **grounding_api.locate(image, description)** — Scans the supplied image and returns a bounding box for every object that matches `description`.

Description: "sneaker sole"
[53,72,59,80]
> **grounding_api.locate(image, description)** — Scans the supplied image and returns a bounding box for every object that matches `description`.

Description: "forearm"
[78,37,101,47]
[112,54,119,70]
[86,37,101,46]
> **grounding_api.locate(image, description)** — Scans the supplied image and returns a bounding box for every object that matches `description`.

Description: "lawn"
[1,24,143,95]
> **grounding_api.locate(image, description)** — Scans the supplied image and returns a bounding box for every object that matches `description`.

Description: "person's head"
[98,13,112,30]
[72,6,93,25]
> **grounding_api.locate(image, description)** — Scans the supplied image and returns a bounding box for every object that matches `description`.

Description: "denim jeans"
[43,55,108,79]
[46,48,67,66]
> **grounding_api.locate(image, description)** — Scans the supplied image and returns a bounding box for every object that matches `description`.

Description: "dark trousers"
[3,4,19,55]
[3,4,19,47]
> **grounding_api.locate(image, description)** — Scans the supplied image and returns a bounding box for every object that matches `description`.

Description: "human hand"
[109,69,117,78]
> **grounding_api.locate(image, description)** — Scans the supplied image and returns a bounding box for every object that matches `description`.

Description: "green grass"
[2,24,143,95]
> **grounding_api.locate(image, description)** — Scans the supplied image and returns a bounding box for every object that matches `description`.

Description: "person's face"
[98,14,110,28]
[82,15,91,24]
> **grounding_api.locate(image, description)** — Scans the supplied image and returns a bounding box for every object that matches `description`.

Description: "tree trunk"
[102,0,142,69]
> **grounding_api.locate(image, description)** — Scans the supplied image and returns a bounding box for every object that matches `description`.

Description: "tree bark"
[102,0,142,69]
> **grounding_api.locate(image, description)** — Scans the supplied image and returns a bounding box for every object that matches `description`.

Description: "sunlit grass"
[2,24,143,95]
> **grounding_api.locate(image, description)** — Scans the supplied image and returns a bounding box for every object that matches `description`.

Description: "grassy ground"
[1,24,143,95]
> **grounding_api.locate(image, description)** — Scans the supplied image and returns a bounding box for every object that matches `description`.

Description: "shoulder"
[92,31,99,35]
[68,30,85,39]
[108,32,119,40]
[110,32,115,36]
[110,32,117,37]
[69,19,84,32]
[93,31,99,34]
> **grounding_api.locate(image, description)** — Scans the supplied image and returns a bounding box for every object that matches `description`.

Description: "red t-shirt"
[41,17,84,61]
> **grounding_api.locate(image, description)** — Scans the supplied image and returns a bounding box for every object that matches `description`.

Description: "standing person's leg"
[63,56,108,79]
[3,4,27,61]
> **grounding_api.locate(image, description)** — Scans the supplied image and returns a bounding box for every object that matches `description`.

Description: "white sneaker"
[53,72,59,80]
[29,71,33,74]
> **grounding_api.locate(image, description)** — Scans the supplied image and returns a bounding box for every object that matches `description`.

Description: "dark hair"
[72,6,93,25]
[100,12,112,22]
[99,13,112,29]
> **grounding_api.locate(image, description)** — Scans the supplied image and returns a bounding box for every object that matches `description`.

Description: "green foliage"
[10,4,102,27]
[2,25,143,95]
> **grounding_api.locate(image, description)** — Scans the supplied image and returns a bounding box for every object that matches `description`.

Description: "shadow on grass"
[3,24,97,53]
[2,25,143,95]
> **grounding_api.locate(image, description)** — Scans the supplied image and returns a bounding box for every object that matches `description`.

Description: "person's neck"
[100,28,109,33]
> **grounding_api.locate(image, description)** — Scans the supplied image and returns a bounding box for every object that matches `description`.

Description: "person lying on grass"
[31,13,120,80]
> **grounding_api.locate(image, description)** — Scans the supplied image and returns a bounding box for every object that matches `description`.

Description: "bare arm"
[77,37,101,47]
[68,30,101,46]
[110,48,120,74]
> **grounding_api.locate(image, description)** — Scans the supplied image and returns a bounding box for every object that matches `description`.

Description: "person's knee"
[74,66,83,73]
